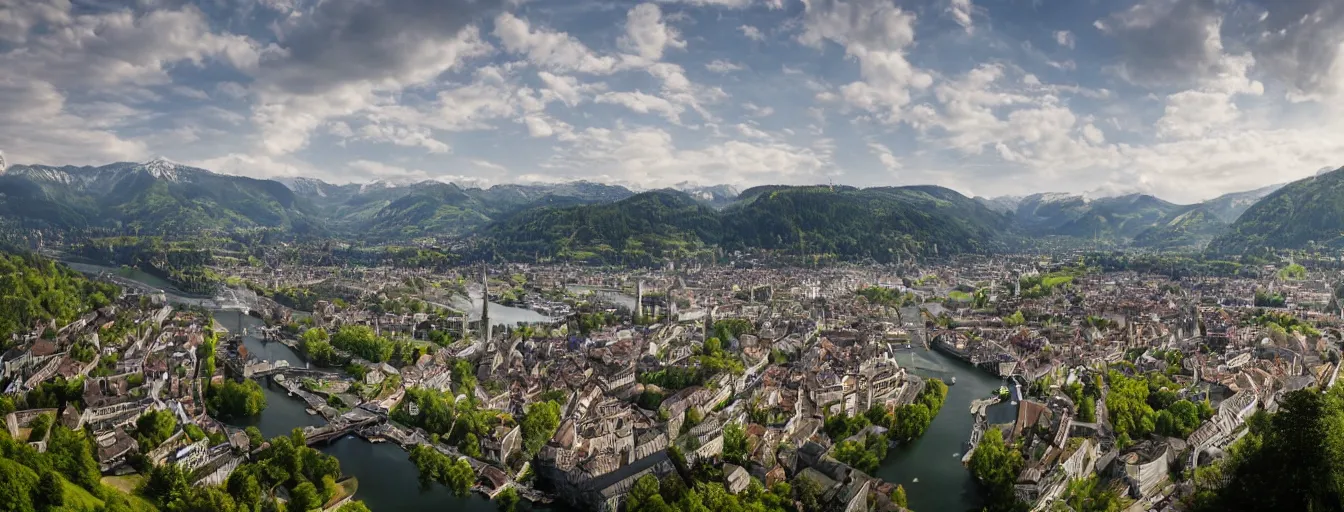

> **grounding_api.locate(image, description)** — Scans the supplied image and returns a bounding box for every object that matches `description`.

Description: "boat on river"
[950,376,956,385]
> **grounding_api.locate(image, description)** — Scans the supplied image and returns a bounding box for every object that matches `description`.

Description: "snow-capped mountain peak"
[140,157,185,182]
[676,182,739,199]
[278,176,332,197]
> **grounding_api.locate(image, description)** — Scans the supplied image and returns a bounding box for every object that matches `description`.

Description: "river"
[216,309,509,511]
[884,346,1018,512]
[63,261,507,511]
[68,260,1006,511]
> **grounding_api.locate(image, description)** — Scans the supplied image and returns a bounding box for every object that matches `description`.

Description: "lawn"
[101,474,144,494]
[1040,275,1074,288]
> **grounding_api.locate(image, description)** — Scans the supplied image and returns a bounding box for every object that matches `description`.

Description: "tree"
[520,400,561,457]
[313,475,336,506]
[444,457,475,497]
[25,414,52,443]
[245,426,264,450]
[890,484,908,509]
[34,471,63,511]
[0,457,36,512]
[226,467,262,509]
[336,503,372,512]
[461,433,482,459]
[627,474,662,512]
[1190,388,1340,512]
[722,422,748,466]
[288,480,322,512]
[494,486,520,512]
[300,328,336,365]
[1061,476,1121,512]
[833,440,880,473]
[969,428,1025,512]
[793,476,822,512]
[135,410,178,451]
[1078,397,1097,423]
[207,379,267,418]
[45,426,100,491]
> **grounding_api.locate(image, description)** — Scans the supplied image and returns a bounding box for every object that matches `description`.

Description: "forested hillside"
[1207,167,1344,254]
[0,253,118,349]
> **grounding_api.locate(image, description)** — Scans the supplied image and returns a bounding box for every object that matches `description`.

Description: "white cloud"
[1155,52,1264,140]
[705,59,745,73]
[799,0,933,122]
[355,122,451,153]
[1,5,261,88]
[867,141,901,171]
[661,0,758,7]
[738,25,765,41]
[743,102,775,118]
[0,76,148,166]
[471,159,510,173]
[191,152,313,180]
[619,4,686,64]
[493,12,619,74]
[522,114,574,139]
[947,0,974,32]
[1054,30,1074,49]
[596,91,685,122]
[555,125,832,187]
[537,72,605,107]
[1081,124,1105,144]
[251,25,492,156]
[735,123,772,140]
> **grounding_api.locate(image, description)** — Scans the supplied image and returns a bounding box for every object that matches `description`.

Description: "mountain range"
[0,158,1337,260]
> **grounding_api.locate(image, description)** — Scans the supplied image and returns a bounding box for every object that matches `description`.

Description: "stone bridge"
[251,367,343,379]
[303,415,384,446]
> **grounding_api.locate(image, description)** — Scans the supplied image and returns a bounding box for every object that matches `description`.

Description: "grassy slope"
[0,458,158,512]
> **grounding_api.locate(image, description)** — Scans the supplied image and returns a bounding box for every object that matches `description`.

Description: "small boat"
[950,376,957,385]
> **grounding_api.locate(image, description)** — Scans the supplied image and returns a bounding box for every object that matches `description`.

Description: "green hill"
[365,182,490,239]
[1132,206,1227,250]
[1200,183,1285,223]
[482,185,1012,264]
[1207,167,1344,254]
[722,185,1012,259]
[481,189,721,264]
[1012,193,1185,240]
[0,160,317,235]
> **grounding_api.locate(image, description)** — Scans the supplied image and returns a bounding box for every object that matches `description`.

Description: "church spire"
[481,264,492,343]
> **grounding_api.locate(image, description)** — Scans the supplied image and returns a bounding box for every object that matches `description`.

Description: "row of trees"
[407,445,476,496]
[626,470,801,512]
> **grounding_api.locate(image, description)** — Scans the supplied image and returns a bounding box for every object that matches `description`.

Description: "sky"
[1,0,1343,204]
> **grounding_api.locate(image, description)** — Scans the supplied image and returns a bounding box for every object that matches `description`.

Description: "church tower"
[635,280,644,322]
[481,264,492,344]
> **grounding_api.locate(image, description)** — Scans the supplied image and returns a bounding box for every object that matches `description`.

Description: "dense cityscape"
[3,238,1344,512]
[5,0,1344,510]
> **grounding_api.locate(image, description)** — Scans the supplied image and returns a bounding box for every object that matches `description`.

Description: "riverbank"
[880,347,1018,512]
